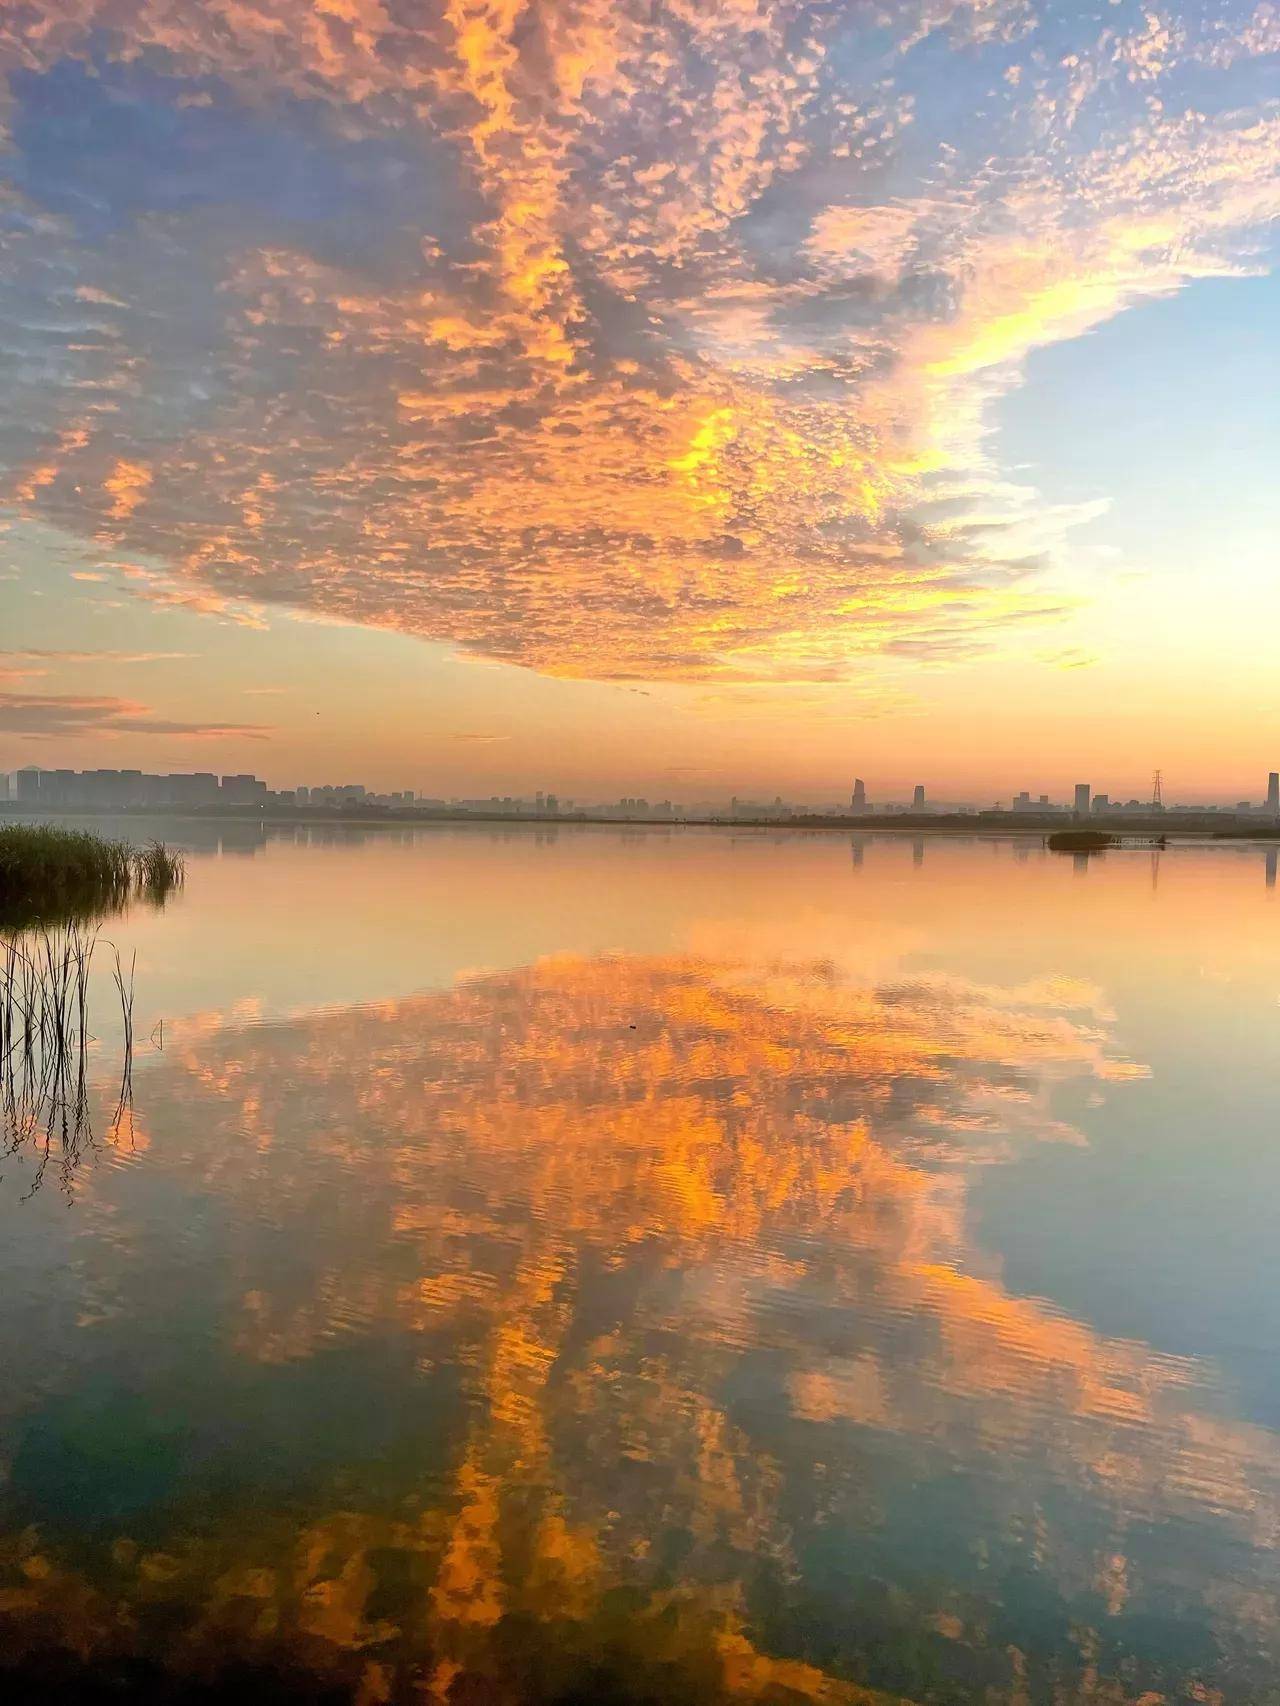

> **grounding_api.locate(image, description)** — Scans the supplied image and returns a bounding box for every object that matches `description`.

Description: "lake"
[2,822,1279,1705]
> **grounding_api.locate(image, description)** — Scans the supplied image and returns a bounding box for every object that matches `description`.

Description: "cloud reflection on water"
[3,949,1278,1702]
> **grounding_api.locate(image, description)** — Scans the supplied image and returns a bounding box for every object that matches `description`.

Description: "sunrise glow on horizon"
[7,15,1280,1692]
[2,0,1279,802]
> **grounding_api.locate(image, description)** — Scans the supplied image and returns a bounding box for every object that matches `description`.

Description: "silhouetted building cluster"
[294,783,403,806]
[728,796,791,821]
[845,771,1280,821]
[846,780,977,817]
[13,766,267,809]
[1069,770,1280,820]
[600,797,679,819]
[7,764,1280,825]
[448,793,576,817]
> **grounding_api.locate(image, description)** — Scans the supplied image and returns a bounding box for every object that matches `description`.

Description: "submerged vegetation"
[0,923,136,1194]
[0,824,184,929]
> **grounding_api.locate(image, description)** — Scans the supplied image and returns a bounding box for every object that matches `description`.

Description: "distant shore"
[5,801,1279,841]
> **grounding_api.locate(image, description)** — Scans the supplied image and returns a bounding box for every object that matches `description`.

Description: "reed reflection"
[0,924,137,1197]
[3,952,1278,1703]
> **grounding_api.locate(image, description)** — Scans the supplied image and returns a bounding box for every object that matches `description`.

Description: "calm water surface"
[3,823,1280,1704]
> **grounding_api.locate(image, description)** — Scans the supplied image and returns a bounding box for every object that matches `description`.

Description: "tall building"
[911,784,926,810]
[851,778,866,812]
[1073,782,1091,817]
[220,774,268,806]
[162,772,220,807]
[1269,771,1279,815]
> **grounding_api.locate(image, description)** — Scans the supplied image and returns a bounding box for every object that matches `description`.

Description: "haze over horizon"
[3,0,1279,799]
[8,757,1280,816]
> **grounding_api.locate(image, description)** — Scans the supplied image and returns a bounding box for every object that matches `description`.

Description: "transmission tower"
[1151,768,1163,810]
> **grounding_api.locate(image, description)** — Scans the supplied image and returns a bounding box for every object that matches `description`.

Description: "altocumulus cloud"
[0,1,1277,681]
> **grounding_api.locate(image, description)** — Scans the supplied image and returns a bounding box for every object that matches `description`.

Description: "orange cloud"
[0,1,1276,681]
[103,458,151,521]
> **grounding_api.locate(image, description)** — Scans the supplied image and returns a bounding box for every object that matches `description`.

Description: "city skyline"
[8,760,1280,820]
[0,2,1278,786]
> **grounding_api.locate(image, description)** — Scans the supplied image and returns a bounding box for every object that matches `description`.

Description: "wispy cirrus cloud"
[1036,647,1100,671]
[0,649,196,664]
[0,648,198,684]
[0,691,271,738]
[0,1,1274,681]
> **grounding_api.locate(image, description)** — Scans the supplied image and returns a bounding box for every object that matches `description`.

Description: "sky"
[0,0,1278,804]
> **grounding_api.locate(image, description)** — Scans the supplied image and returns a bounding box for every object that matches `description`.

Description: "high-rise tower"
[851,778,867,812]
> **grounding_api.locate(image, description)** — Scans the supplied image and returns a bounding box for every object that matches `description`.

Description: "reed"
[0,824,184,928]
[132,839,185,891]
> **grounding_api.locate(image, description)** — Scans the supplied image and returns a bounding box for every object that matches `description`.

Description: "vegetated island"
[1046,830,1116,852]
[0,824,184,930]
[1046,829,1169,853]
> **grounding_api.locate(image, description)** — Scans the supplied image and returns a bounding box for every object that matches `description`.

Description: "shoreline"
[5,802,1279,843]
